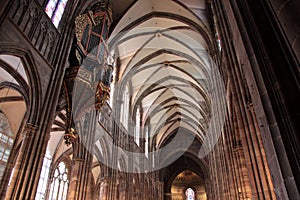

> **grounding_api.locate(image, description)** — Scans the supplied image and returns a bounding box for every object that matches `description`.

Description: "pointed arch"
[0,44,42,124]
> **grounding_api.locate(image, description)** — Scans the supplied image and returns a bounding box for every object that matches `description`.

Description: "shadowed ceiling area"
[0,55,28,136]
[110,0,217,149]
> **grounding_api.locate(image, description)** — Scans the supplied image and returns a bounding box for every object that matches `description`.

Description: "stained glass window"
[35,150,52,200]
[48,161,69,200]
[185,188,195,200]
[0,112,14,182]
[45,0,68,28]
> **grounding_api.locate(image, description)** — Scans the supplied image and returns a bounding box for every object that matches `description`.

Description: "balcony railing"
[10,0,60,66]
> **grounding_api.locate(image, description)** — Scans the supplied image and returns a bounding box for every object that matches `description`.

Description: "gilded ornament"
[75,13,88,44]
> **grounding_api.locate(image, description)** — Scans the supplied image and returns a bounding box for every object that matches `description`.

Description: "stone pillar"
[233,145,252,199]
[204,178,211,200]
[118,186,126,200]
[117,174,127,200]
[133,184,139,199]
[164,193,172,200]
[99,176,110,200]
[247,102,277,199]
[68,157,84,200]
[4,123,44,200]
[67,138,93,200]
[157,181,164,200]
[0,121,24,197]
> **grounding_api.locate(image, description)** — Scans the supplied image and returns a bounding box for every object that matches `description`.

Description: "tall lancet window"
[216,30,222,51]
[35,150,52,200]
[135,107,140,146]
[48,161,69,200]
[120,85,129,129]
[185,188,195,200]
[45,0,68,27]
[145,125,149,158]
[0,112,13,182]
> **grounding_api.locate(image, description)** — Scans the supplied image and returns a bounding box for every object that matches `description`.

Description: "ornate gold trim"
[75,13,88,44]
[95,82,110,110]
[64,127,77,146]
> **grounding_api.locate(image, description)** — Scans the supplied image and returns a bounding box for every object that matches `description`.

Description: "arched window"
[35,150,52,200]
[0,112,14,182]
[45,0,68,27]
[185,188,195,200]
[109,68,116,107]
[120,85,129,129]
[135,107,140,146]
[216,30,222,51]
[48,161,69,200]
[0,55,27,187]
[145,125,149,158]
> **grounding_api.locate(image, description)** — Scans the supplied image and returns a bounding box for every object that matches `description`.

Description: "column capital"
[24,123,38,130]
[24,123,38,136]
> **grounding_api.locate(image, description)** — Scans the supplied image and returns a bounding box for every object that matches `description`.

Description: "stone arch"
[46,154,71,200]
[118,155,127,172]
[184,186,197,200]
[0,46,42,192]
[0,82,29,107]
[0,44,42,124]
[160,152,210,199]
[49,152,72,180]
[99,137,110,171]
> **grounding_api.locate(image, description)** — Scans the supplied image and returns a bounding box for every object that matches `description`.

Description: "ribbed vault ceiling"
[110,0,214,148]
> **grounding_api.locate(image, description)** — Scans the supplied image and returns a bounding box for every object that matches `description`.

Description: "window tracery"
[48,161,69,200]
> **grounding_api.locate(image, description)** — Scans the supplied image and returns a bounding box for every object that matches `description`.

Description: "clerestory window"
[45,0,68,27]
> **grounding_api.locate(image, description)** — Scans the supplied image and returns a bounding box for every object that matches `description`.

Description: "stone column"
[164,193,172,200]
[157,181,164,200]
[132,184,139,199]
[67,137,93,200]
[0,120,25,197]
[99,176,110,200]
[67,151,93,200]
[233,145,252,200]
[4,123,43,200]
[117,174,127,200]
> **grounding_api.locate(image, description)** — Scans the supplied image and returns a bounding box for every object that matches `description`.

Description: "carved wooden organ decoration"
[64,1,114,145]
[75,3,111,62]
[75,1,113,109]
